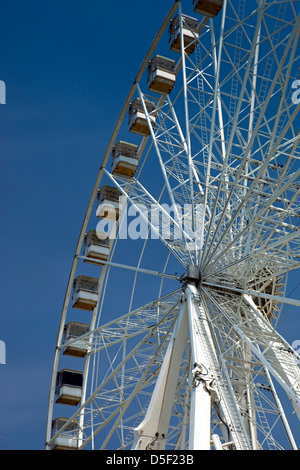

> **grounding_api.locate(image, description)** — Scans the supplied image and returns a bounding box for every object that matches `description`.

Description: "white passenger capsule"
[147,55,176,95]
[63,321,90,357]
[193,0,223,18]
[96,185,123,220]
[51,417,79,450]
[128,98,156,136]
[72,275,98,311]
[111,141,139,178]
[55,369,83,406]
[83,230,110,264]
[169,14,199,56]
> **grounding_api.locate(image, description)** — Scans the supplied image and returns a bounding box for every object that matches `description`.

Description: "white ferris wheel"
[46,0,300,451]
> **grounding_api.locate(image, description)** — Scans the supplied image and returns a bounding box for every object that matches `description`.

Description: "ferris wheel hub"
[184,264,201,287]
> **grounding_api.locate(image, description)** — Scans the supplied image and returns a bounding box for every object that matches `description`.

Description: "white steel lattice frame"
[46,0,300,451]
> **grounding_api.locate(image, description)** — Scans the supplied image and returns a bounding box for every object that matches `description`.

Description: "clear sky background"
[0,0,299,450]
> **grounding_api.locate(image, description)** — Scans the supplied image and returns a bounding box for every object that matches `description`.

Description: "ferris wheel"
[45,0,300,450]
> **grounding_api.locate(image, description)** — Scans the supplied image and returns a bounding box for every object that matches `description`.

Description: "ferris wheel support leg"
[188,363,212,450]
[185,284,215,450]
[131,300,188,450]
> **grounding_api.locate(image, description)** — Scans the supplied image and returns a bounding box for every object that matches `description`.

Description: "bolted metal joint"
[191,362,216,397]
[191,363,204,388]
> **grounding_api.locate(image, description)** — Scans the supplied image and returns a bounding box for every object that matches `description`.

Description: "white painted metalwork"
[46,0,300,450]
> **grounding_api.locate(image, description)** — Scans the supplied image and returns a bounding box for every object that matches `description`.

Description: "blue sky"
[0,0,299,450]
